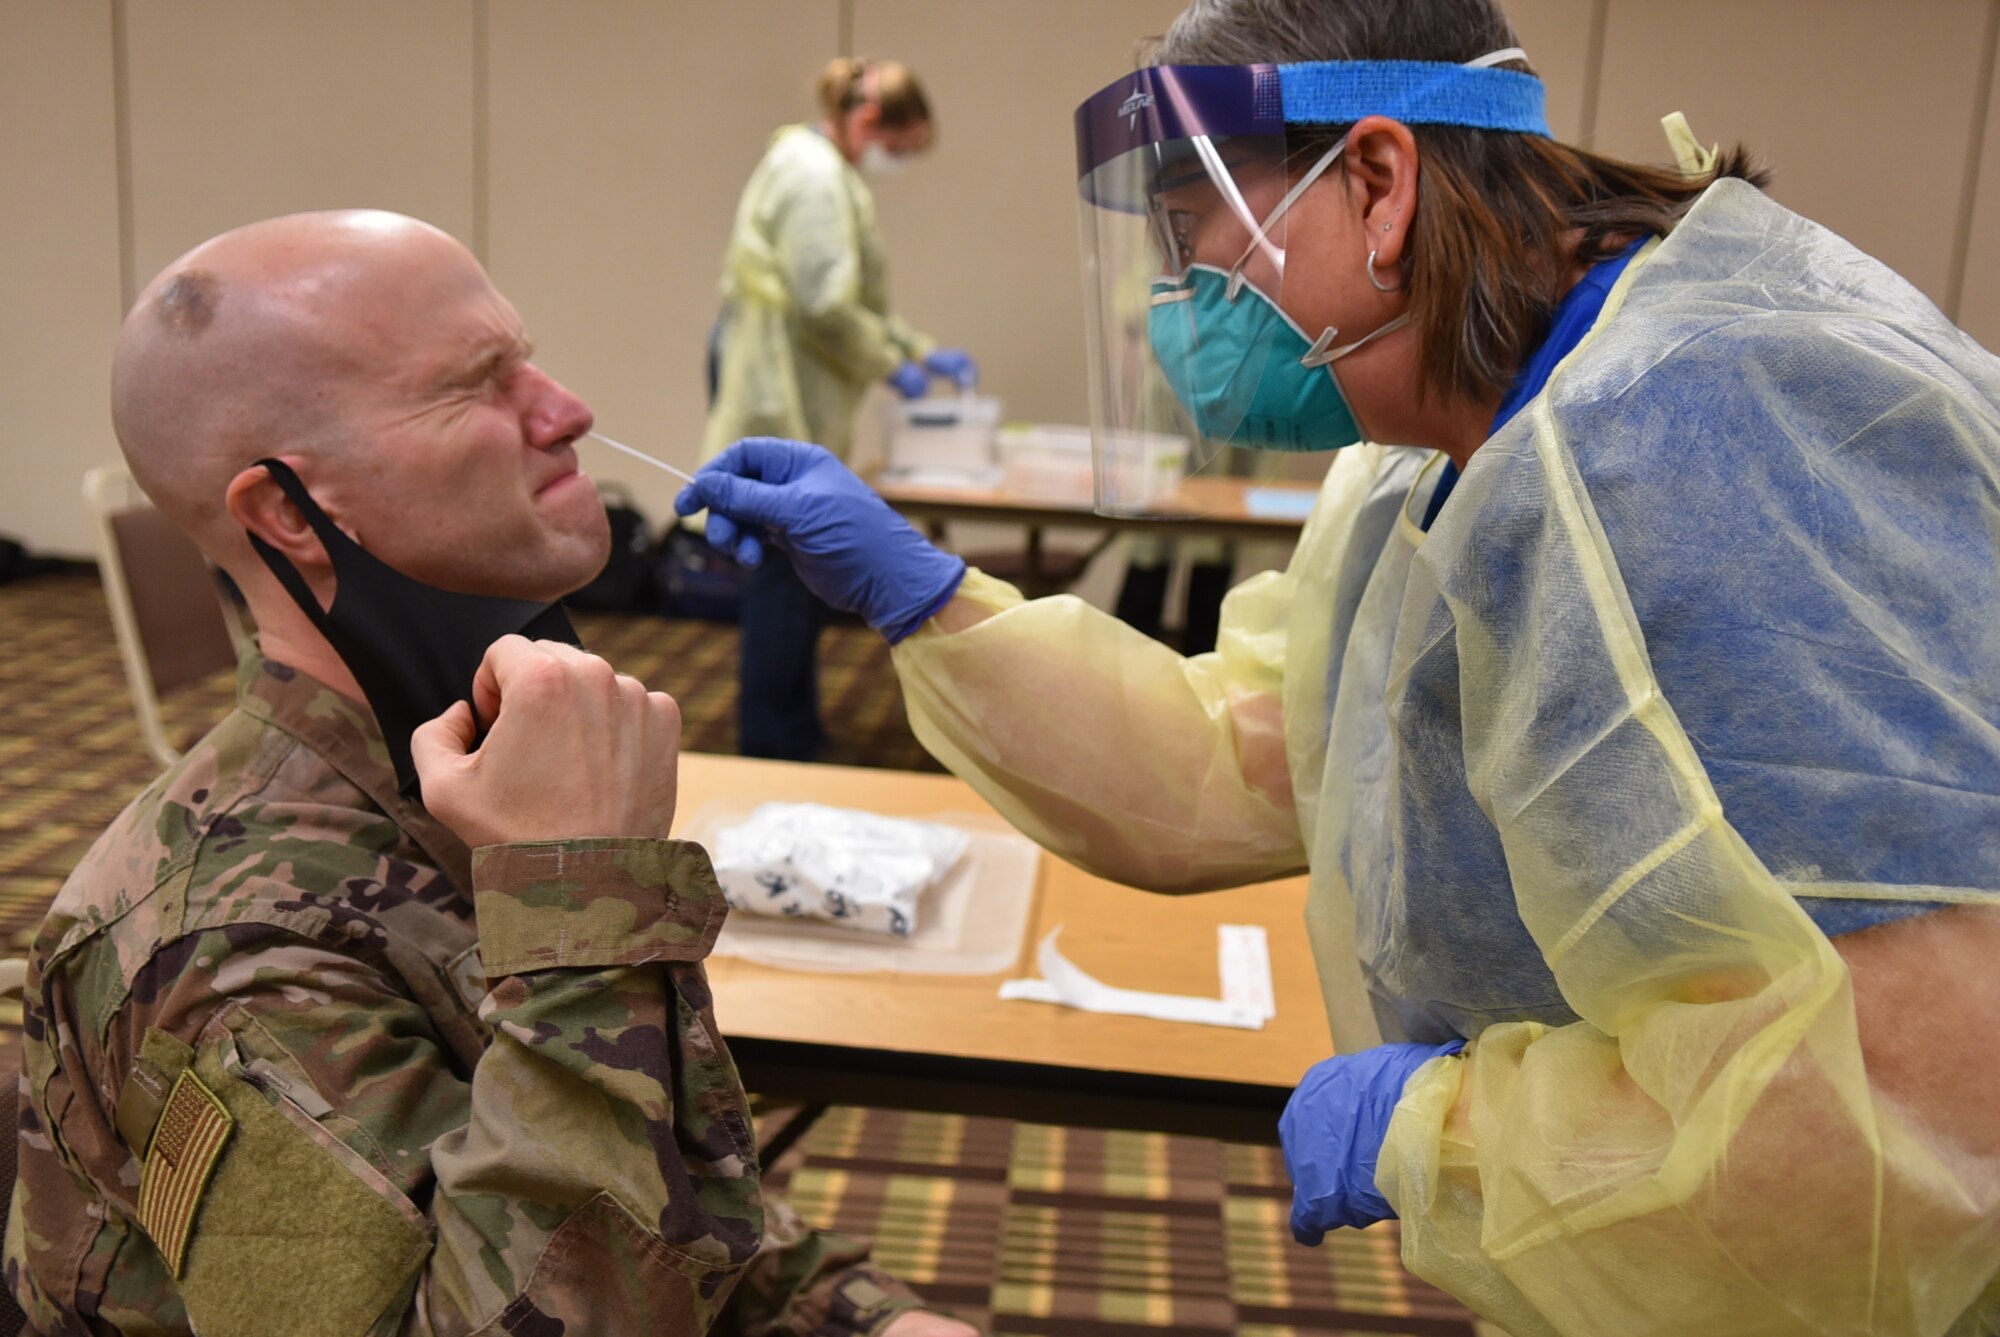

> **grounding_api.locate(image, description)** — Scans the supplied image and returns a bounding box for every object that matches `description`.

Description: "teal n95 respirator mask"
[1145,132,1408,454]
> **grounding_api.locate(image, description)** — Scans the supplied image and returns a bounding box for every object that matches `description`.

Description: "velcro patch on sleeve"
[840,1276,892,1315]
[138,1068,235,1276]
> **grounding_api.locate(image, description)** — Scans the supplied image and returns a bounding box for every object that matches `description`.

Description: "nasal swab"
[584,430,698,484]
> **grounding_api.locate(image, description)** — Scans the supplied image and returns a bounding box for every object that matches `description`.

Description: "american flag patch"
[138,1068,234,1277]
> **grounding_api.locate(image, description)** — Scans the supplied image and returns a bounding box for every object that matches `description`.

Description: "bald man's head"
[113,210,455,555]
[110,209,603,607]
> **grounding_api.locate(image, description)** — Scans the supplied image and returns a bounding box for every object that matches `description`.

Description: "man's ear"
[225,462,326,573]
[1343,115,1421,272]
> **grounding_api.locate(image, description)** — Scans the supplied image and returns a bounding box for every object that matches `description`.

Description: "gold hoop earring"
[1366,248,1405,294]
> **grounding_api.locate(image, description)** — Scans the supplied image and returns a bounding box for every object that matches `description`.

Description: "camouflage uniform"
[4,654,924,1335]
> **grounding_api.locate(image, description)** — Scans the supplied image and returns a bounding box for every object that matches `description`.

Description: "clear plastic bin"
[996,424,1187,504]
[881,394,1002,479]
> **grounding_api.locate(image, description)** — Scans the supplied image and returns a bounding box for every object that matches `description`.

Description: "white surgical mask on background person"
[858,142,906,177]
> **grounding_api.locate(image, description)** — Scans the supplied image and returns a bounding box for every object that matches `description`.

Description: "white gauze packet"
[710,802,970,938]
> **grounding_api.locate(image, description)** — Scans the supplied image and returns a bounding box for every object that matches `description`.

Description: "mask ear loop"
[243,459,353,634]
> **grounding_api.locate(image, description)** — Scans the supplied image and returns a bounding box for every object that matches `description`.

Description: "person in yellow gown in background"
[704,56,976,759]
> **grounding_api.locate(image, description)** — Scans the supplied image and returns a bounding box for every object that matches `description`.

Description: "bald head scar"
[156,269,221,335]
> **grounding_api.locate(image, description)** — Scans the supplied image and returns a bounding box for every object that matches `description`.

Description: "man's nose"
[518,364,594,447]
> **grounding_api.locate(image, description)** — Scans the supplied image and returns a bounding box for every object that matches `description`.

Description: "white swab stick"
[585,430,697,484]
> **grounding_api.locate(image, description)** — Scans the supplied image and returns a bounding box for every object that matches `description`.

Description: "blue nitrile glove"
[887,361,930,399]
[1281,1040,1466,1244]
[674,438,966,644]
[923,348,979,391]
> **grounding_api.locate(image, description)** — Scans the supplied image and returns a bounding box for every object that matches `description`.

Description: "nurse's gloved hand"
[886,361,930,399]
[923,348,978,390]
[674,438,966,645]
[1281,1040,1466,1244]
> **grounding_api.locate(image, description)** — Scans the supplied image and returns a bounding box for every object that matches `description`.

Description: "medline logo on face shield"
[1120,85,1155,130]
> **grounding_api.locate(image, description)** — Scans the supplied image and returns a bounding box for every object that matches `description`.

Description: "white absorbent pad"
[711,801,970,938]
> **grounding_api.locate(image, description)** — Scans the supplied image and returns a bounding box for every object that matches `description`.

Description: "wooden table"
[867,473,1316,598]
[690,753,1332,1144]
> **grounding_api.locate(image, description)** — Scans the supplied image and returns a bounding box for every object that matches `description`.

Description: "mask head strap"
[1301,310,1412,368]
[1218,47,1541,297]
[1225,132,1351,297]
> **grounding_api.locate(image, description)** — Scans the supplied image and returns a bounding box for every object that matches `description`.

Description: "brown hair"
[1160,0,1771,406]
[817,56,933,130]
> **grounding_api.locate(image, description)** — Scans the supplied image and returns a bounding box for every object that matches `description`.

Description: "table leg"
[757,1101,830,1168]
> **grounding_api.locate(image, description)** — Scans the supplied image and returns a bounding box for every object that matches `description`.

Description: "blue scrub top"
[1421,238,1646,532]
[1420,236,1938,939]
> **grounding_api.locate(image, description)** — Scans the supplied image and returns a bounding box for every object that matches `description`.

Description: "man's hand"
[412,635,681,848]
[882,1312,980,1336]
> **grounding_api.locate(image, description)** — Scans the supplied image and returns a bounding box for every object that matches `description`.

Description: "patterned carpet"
[0,569,1481,1336]
[765,1109,1478,1336]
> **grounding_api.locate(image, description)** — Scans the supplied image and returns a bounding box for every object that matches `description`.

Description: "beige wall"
[1501,0,1601,141]
[2,1,124,558]
[121,2,478,290]
[1961,10,2000,348]
[484,0,847,524]
[1594,0,1995,307]
[6,0,2000,555]
[844,0,1187,472]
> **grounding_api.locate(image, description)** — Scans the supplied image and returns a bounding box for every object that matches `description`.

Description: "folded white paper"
[999,925,1276,1030]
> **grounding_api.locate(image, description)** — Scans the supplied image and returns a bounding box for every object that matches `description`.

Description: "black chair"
[84,466,246,768]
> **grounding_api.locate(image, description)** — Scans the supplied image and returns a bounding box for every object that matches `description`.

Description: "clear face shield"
[1074,54,1540,514]
[1077,66,1310,514]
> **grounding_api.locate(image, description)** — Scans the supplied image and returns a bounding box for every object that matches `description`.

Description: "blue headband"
[1278,61,1551,137]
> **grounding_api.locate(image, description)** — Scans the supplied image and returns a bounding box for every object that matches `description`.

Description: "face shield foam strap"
[1073,51,1551,206]
[1277,50,1552,136]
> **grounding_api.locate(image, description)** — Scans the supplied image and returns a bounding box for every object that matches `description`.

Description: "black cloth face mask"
[247,457,582,798]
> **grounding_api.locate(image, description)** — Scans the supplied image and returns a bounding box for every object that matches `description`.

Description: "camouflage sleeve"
[717,1193,924,1336]
[98,837,775,1335]
[485,844,933,1336]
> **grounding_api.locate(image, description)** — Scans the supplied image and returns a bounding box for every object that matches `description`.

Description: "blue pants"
[738,548,826,760]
